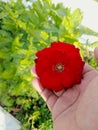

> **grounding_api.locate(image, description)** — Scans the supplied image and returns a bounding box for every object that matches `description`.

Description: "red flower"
[35,41,85,92]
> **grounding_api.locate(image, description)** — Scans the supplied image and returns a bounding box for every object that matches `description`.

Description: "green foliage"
[0,0,98,129]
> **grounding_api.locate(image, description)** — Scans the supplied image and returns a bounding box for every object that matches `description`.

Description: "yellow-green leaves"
[71,9,83,28]
[41,31,49,40]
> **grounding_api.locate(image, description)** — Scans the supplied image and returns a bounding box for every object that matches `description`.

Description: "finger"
[31,66,37,77]
[94,46,98,61]
[83,63,94,74]
[54,89,65,97]
[32,78,57,111]
[53,86,80,121]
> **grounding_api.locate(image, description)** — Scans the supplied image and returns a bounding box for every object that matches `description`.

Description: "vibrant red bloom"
[35,41,85,92]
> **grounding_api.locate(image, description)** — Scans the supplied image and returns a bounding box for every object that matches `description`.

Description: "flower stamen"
[55,63,64,72]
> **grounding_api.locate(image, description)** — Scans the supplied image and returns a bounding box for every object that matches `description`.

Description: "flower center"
[55,63,65,72]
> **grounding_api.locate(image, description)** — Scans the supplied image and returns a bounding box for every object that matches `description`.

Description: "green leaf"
[71,8,83,27]
[0,37,12,45]
[17,20,26,30]
[55,3,67,17]
[0,12,7,19]
[1,68,16,80]
[1,95,14,107]
[33,0,47,21]
[90,41,98,47]
[0,50,10,59]
[0,81,6,96]
[61,16,72,31]
[79,25,98,36]
[40,31,49,40]
[0,30,11,37]
[50,9,62,25]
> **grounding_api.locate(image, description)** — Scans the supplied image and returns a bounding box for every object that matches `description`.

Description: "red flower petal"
[35,41,85,92]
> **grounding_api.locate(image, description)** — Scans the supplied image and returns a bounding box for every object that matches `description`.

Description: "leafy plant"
[0,0,98,129]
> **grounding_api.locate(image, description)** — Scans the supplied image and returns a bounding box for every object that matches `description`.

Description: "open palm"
[31,47,98,130]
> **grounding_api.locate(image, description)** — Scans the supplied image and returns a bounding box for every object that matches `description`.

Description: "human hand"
[31,47,98,130]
